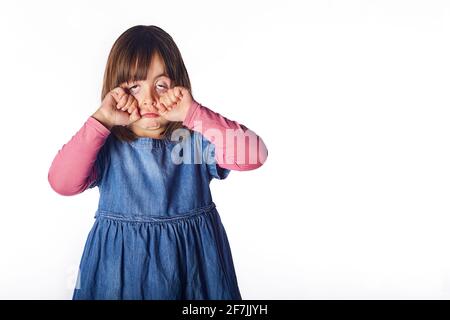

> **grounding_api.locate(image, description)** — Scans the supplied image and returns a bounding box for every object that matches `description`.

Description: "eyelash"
[128,84,167,92]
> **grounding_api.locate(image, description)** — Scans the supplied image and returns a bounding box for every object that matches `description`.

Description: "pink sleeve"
[48,116,111,196]
[182,100,268,171]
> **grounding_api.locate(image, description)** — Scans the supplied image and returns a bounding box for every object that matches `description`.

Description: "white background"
[1,0,450,299]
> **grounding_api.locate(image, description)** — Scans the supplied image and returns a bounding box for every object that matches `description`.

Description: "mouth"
[141,113,160,118]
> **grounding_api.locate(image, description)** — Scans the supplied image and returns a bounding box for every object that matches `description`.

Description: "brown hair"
[101,25,193,142]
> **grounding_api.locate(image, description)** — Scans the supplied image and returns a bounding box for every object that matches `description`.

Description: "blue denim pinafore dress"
[72,129,242,300]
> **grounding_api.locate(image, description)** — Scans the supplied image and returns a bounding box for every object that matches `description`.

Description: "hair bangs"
[116,43,156,87]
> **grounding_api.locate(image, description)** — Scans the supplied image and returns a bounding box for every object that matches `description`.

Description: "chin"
[136,117,160,128]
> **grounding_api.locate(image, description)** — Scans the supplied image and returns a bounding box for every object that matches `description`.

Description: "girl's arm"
[182,100,268,171]
[48,116,110,196]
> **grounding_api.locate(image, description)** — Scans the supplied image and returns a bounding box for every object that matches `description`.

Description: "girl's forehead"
[145,64,167,80]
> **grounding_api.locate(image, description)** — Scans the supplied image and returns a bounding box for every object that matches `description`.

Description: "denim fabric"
[72,130,242,300]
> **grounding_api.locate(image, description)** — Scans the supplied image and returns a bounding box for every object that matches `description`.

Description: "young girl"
[48,25,268,300]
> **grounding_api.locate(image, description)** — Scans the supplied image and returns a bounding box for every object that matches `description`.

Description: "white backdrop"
[1,0,450,299]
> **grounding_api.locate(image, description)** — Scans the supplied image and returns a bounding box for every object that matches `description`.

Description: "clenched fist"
[92,87,141,129]
[154,86,193,122]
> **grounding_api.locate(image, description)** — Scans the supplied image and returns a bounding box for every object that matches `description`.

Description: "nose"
[138,85,160,113]
[140,97,159,114]
[141,100,156,110]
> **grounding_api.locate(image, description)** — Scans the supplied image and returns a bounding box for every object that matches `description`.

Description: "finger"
[174,87,183,99]
[129,108,141,123]
[161,95,175,111]
[167,90,179,106]
[111,87,127,102]
[128,101,139,114]
[156,101,168,114]
[116,94,129,109]
[159,94,169,106]
[116,95,128,109]
[121,94,134,111]
[112,87,126,95]
[127,104,135,114]
[131,102,141,116]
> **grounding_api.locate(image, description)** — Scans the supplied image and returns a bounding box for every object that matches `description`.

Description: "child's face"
[120,52,172,136]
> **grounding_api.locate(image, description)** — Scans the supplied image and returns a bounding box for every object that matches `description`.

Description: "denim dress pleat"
[72,129,242,300]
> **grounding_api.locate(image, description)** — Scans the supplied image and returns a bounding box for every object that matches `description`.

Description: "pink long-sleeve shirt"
[48,100,268,196]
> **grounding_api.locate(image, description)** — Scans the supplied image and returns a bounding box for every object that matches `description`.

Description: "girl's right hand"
[92,87,141,130]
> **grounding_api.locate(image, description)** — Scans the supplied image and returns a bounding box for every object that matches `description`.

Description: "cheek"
[131,94,142,106]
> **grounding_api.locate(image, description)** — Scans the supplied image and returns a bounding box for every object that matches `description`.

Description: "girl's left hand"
[155,86,193,122]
